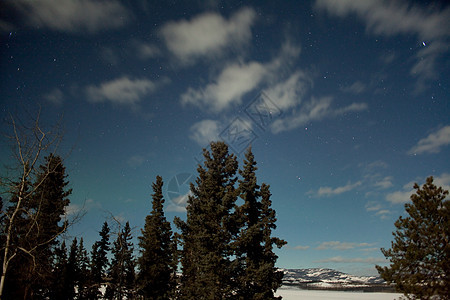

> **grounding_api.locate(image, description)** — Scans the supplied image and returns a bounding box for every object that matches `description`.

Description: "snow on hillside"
[281,268,385,286]
[276,287,402,300]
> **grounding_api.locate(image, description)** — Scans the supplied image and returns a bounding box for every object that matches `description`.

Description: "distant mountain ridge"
[280,268,393,292]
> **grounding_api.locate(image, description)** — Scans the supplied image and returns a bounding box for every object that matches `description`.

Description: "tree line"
[0,113,286,299]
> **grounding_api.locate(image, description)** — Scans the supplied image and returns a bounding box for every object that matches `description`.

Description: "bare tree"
[0,111,73,299]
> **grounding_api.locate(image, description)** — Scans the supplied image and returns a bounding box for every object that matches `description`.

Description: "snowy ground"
[276,287,403,299]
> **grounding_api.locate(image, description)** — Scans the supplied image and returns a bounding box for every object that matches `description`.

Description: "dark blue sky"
[1,0,449,275]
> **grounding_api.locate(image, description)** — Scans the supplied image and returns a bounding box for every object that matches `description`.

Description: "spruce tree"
[235,148,286,299]
[106,221,136,299]
[66,238,79,300]
[376,176,449,299]
[175,141,239,299]
[2,154,71,298]
[258,183,287,299]
[49,241,68,300]
[137,176,175,299]
[76,238,90,299]
[88,221,110,299]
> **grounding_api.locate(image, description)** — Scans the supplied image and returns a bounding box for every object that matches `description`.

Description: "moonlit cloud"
[181,41,302,113]
[43,88,64,105]
[7,0,130,33]
[316,241,373,250]
[386,185,415,204]
[189,120,221,146]
[264,71,311,110]
[86,76,165,106]
[408,126,450,155]
[310,181,362,197]
[293,245,310,250]
[271,97,367,134]
[127,155,147,168]
[374,176,393,189]
[340,81,366,94]
[160,7,256,63]
[181,62,267,112]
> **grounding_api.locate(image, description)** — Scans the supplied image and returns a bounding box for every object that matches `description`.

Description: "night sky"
[1,0,449,276]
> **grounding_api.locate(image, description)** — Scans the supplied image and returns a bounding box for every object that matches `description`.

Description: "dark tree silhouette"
[376,176,449,299]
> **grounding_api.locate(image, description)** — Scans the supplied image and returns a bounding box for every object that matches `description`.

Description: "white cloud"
[408,126,450,155]
[160,7,256,63]
[374,176,393,189]
[181,62,267,112]
[316,241,373,250]
[127,154,147,168]
[293,245,310,250]
[9,0,130,33]
[43,88,64,105]
[189,120,221,146]
[264,71,311,110]
[386,186,414,204]
[315,256,387,264]
[375,209,392,219]
[64,203,82,216]
[271,97,367,134]
[311,180,362,197]
[86,76,165,106]
[132,41,161,60]
[365,201,382,212]
[166,190,191,212]
[340,81,366,94]
[433,173,450,191]
[315,0,450,88]
[383,174,449,205]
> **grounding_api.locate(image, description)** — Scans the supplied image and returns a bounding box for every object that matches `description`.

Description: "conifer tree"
[2,154,72,299]
[66,238,79,300]
[88,221,110,299]
[49,241,68,300]
[175,141,239,299]
[376,176,449,299]
[137,176,175,299]
[76,238,90,299]
[235,148,286,299]
[258,183,287,299]
[106,221,136,299]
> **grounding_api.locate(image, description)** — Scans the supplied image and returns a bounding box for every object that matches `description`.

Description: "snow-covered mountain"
[280,268,389,290]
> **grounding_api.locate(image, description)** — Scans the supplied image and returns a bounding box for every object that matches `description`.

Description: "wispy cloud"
[316,241,374,250]
[43,88,64,105]
[181,62,267,112]
[271,97,367,134]
[189,120,221,146]
[311,180,362,197]
[181,40,302,113]
[86,76,166,106]
[160,7,256,63]
[385,173,450,205]
[264,71,311,110]
[408,126,450,155]
[127,154,147,168]
[386,183,415,204]
[365,201,392,219]
[5,0,130,33]
[315,0,450,90]
[374,176,393,189]
[293,245,310,250]
[315,256,387,264]
[340,81,366,94]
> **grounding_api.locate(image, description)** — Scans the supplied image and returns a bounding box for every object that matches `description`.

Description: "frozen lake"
[276,287,403,299]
